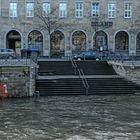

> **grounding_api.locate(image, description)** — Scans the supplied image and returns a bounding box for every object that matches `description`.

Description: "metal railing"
[71,58,89,95]
[0,58,38,67]
[71,58,77,75]
[78,68,89,95]
[106,51,140,61]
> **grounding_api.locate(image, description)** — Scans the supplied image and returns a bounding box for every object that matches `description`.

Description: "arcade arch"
[72,31,86,52]
[93,31,108,51]
[136,32,140,55]
[6,30,21,55]
[115,31,129,53]
[28,30,43,56]
[50,30,65,57]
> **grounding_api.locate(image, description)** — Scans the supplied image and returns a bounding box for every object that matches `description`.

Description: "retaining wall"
[0,67,36,98]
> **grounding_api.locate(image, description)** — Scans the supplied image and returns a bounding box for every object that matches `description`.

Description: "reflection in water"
[0,95,140,140]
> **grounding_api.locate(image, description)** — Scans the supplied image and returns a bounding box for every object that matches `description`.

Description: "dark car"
[73,51,101,60]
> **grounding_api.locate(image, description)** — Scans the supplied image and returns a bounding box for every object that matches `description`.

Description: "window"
[75,2,83,18]
[0,0,1,16]
[9,2,17,17]
[26,3,34,17]
[59,3,67,17]
[124,3,132,18]
[42,2,50,17]
[91,3,99,17]
[108,3,116,18]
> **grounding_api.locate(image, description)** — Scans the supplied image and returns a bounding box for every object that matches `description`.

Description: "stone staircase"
[87,77,140,94]
[38,60,116,75]
[38,60,74,75]
[36,60,140,95]
[76,61,116,75]
[36,78,85,96]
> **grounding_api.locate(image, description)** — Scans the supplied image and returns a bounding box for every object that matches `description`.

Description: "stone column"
[108,33,115,52]
[86,32,92,50]
[129,33,136,56]
[23,33,27,49]
[65,32,72,57]
[43,34,50,57]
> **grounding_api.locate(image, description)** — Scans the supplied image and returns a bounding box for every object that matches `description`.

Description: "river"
[0,95,140,140]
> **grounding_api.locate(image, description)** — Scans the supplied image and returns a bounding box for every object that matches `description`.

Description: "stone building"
[0,0,140,57]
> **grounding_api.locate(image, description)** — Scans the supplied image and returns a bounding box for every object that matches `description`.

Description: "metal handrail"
[71,59,77,75]
[78,68,89,95]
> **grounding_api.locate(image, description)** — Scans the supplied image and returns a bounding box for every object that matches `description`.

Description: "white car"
[0,48,16,59]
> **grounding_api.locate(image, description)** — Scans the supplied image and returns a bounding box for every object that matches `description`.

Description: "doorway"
[6,30,21,56]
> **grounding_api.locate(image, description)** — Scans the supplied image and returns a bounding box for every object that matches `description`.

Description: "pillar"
[65,32,72,57]
[43,33,50,57]
[129,33,136,56]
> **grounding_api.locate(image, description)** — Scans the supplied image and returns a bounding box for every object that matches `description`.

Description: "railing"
[78,68,89,95]
[105,51,140,61]
[71,58,77,75]
[0,58,38,67]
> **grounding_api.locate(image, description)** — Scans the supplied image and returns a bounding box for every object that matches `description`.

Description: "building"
[0,0,140,57]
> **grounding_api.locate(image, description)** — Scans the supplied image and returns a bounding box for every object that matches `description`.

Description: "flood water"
[0,95,140,140]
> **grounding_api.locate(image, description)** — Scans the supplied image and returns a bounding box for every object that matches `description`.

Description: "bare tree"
[35,1,69,34]
[34,2,68,57]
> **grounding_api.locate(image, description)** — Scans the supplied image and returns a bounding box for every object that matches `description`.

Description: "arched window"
[50,30,65,57]
[28,30,43,55]
[93,31,108,51]
[136,32,140,55]
[6,30,21,55]
[72,31,86,51]
[115,31,129,51]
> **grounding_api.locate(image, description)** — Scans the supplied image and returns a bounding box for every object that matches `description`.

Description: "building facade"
[0,0,140,57]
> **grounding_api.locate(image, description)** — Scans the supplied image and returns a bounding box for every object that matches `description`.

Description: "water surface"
[0,95,140,140]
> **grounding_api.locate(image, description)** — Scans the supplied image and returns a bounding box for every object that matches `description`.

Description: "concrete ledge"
[108,60,140,67]
[108,60,140,85]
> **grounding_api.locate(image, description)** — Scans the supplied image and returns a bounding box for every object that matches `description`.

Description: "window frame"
[42,2,51,17]
[26,2,34,17]
[124,2,132,18]
[108,3,116,18]
[59,3,67,18]
[0,0,1,16]
[75,2,83,18]
[9,2,18,17]
[91,2,100,17]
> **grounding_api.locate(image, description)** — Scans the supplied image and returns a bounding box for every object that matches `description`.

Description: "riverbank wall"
[108,61,140,85]
[1,59,140,98]
[0,59,37,98]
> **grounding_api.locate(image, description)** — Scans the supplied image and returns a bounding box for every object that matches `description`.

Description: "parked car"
[21,48,40,58]
[0,48,16,59]
[73,51,101,60]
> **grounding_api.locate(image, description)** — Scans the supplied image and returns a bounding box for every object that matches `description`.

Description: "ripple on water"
[0,95,140,140]
[66,135,92,140]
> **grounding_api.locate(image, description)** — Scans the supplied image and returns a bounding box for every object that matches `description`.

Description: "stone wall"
[0,0,140,56]
[108,61,140,85]
[0,67,36,98]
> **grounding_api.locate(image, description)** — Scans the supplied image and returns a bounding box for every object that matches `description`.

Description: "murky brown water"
[0,95,140,140]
